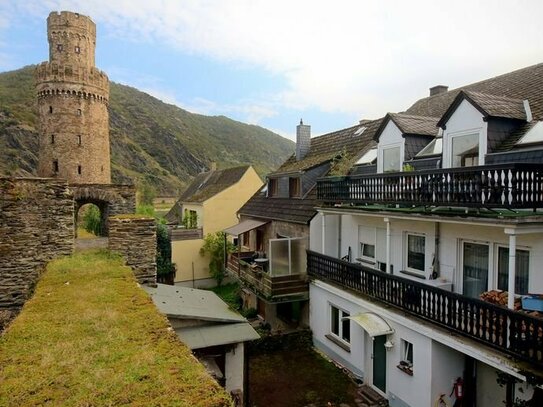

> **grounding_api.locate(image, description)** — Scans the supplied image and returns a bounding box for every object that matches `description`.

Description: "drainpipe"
[385,218,391,274]
[322,213,326,256]
[431,222,440,279]
[506,229,517,310]
[338,215,342,259]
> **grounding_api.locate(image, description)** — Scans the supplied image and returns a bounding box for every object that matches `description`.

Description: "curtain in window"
[407,235,425,271]
[463,242,489,298]
[497,247,529,295]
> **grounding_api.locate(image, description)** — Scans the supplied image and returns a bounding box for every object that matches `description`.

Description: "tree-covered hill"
[0,65,294,194]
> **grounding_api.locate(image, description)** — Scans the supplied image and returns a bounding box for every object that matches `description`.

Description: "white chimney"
[523,100,533,122]
[296,119,311,161]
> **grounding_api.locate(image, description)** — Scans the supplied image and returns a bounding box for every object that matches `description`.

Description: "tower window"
[77,109,82,115]
[49,106,53,114]
[75,46,80,54]
[77,165,82,175]
[77,135,82,146]
[51,134,55,144]
[57,44,63,52]
[53,160,59,173]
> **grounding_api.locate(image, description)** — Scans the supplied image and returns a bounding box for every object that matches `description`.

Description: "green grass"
[208,283,242,311]
[0,250,231,407]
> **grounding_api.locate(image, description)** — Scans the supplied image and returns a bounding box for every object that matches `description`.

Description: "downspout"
[385,218,391,274]
[322,213,326,256]
[431,222,440,279]
[338,215,342,259]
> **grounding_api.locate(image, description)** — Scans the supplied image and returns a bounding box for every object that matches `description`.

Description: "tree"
[82,204,103,235]
[200,232,236,286]
[156,223,174,276]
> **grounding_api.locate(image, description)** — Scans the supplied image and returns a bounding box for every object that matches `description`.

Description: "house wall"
[172,168,262,284]
[442,99,487,168]
[429,341,464,407]
[316,211,543,295]
[225,342,244,394]
[377,121,404,173]
[309,213,339,257]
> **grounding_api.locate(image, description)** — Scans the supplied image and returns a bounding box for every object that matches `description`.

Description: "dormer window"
[268,178,278,197]
[451,133,479,167]
[289,177,300,198]
[382,145,401,172]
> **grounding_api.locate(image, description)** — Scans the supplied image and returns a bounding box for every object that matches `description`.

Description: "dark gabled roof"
[239,188,319,224]
[178,165,250,203]
[436,90,526,128]
[374,113,439,141]
[407,63,543,120]
[270,119,382,175]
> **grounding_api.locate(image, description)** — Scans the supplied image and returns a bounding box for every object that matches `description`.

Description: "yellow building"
[166,165,263,286]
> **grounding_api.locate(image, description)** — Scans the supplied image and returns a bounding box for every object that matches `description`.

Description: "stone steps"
[354,385,388,407]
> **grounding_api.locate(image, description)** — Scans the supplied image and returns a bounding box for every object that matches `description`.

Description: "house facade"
[166,165,262,287]
[225,120,379,331]
[308,64,543,407]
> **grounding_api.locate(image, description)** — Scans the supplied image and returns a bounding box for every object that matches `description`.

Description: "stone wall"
[0,177,74,323]
[108,216,157,286]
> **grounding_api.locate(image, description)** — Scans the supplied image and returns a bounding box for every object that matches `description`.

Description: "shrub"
[200,232,235,286]
[82,205,102,235]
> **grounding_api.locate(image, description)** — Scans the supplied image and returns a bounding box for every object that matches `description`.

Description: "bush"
[156,223,174,276]
[82,205,102,235]
[200,232,236,286]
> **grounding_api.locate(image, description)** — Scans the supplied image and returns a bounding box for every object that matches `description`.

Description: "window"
[77,135,82,145]
[330,305,350,344]
[51,134,55,144]
[289,177,300,197]
[356,148,377,165]
[77,109,82,116]
[75,46,80,54]
[398,339,414,375]
[416,138,442,157]
[451,133,479,167]
[49,106,53,114]
[462,242,489,298]
[382,146,401,172]
[268,178,278,197]
[359,243,375,263]
[53,160,59,173]
[77,165,82,175]
[57,44,63,52]
[406,234,425,274]
[497,247,529,295]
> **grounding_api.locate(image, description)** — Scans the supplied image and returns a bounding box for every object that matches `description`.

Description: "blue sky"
[1,1,543,141]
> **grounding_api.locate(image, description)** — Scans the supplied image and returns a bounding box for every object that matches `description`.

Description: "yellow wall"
[171,238,210,282]
[172,166,263,283]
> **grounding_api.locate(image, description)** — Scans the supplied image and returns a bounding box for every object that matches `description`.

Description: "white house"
[308,64,543,407]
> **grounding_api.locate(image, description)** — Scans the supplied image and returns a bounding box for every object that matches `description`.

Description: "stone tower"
[35,11,111,184]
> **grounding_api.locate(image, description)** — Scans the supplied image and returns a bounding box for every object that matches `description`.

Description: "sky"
[1,0,542,141]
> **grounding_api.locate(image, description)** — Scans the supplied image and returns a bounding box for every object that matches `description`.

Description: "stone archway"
[71,184,136,236]
[75,200,109,237]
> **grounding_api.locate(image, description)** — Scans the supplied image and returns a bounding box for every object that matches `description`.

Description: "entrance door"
[373,336,387,393]
[462,242,489,298]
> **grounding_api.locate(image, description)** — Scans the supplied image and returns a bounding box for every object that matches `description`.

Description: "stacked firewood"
[480,290,522,310]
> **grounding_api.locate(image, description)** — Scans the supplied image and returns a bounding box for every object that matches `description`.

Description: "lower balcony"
[307,250,543,372]
[227,251,308,301]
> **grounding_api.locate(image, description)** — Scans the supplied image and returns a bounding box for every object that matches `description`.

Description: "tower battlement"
[35,62,109,97]
[47,11,96,36]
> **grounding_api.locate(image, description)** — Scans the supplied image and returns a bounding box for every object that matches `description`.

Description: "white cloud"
[3,0,543,121]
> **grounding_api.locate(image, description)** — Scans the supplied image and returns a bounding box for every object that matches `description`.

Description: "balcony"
[307,250,543,371]
[227,251,308,301]
[317,163,543,210]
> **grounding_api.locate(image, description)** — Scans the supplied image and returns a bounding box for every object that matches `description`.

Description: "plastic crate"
[522,295,543,312]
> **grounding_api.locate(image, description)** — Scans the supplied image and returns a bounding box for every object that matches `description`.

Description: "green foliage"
[156,223,175,276]
[329,147,351,176]
[182,209,198,229]
[241,307,258,319]
[136,204,155,217]
[138,182,156,206]
[208,283,242,310]
[82,205,103,236]
[200,232,236,286]
[0,65,293,194]
[402,163,415,172]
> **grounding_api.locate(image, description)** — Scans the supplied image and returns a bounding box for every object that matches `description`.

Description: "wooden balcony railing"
[307,250,543,370]
[317,163,543,209]
[227,252,308,300]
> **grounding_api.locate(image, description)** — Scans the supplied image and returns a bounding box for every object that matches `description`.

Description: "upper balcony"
[317,163,543,210]
[307,250,543,373]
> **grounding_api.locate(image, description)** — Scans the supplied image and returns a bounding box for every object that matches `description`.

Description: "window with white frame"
[330,305,350,344]
[497,247,530,295]
[399,339,413,374]
[358,226,376,264]
[405,233,425,274]
[451,133,479,167]
[382,145,401,172]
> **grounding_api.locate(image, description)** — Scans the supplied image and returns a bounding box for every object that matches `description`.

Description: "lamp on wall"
[384,339,394,351]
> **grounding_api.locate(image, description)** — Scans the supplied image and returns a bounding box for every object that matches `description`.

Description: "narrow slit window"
[51,134,55,144]
[77,165,82,175]
[53,160,59,173]
[77,135,82,146]
[75,46,81,54]
[49,106,53,114]
[77,109,82,116]
[57,44,63,52]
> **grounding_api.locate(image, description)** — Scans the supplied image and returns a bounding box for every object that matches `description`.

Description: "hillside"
[0,65,294,194]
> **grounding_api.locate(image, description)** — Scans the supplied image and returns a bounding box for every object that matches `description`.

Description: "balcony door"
[462,242,489,298]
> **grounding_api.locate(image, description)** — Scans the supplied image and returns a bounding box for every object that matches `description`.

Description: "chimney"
[210,162,217,171]
[296,119,311,161]
[429,85,448,96]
